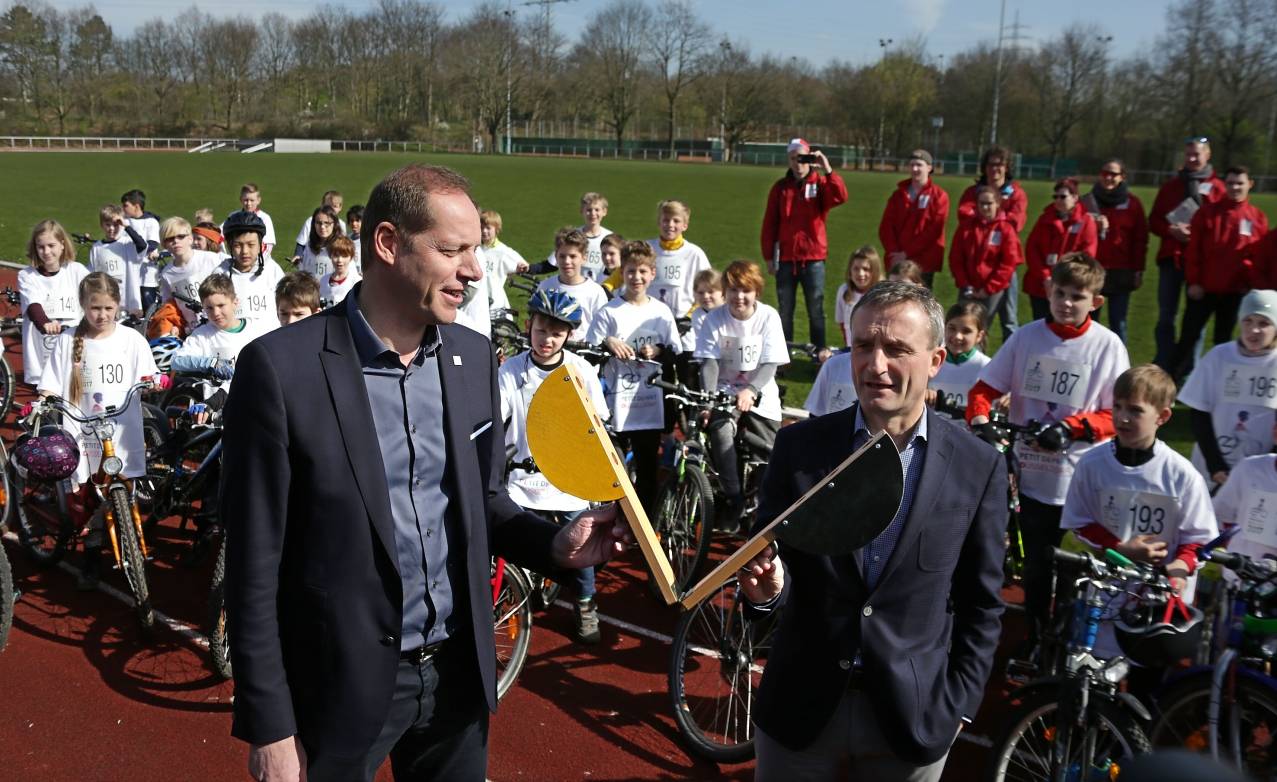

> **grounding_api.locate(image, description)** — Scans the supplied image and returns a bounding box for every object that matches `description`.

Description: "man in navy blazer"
[739,281,1007,780]
[222,164,625,782]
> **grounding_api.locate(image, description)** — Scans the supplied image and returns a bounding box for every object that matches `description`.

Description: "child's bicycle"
[987,547,1191,781]
[492,555,533,700]
[0,439,15,652]
[15,381,163,631]
[1149,546,1277,777]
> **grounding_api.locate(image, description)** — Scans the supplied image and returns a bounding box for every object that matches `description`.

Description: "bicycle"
[20,382,162,630]
[987,547,1177,782]
[1149,547,1277,777]
[0,439,14,652]
[668,575,781,762]
[492,555,534,700]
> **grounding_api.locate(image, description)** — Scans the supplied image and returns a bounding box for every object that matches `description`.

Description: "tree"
[256,13,295,118]
[448,2,521,152]
[1028,25,1109,177]
[0,4,50,121]
[69,9,112,124]
[699,41,778,161]
[647,0,710,154]
[201,18,258,131]
[1208,0,1277,164]
[581,0,652,149]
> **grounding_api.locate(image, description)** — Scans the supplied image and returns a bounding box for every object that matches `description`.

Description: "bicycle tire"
[110,485,154,631]
[494,561,533,701]
[0,541,13,652]
[0,354,14,424]
[0,439,13,528]
[206,534,232,679]
[987,688,1152,781]
[669,577,777,763]
[1151,670,1277,777]
[655,463,715,594]
[10,465,71,567]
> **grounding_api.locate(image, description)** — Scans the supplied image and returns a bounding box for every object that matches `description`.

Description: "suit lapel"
[436,326,478,552]
[318,310,400,576]
[876,409,953,587]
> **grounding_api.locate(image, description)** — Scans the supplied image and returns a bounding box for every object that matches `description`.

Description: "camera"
[796,148,821,164]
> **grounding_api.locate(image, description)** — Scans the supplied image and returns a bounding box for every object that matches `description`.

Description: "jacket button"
[379,634,397,647]
[862,605,873,617]
[838,659,851,670]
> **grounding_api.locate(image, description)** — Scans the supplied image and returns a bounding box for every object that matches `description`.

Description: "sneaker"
[717,497,744,535]
[574,598,601,645]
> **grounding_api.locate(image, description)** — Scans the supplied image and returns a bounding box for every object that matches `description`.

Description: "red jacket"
[760,170,849,262]
[1246,230,1277,289]
[1185,198,1269,294]
[1090,193,1149,272]
[878,178,951,272]
[958,181,1028,232]
[949,214,1022,295]
[1149,171,1225,268]
[1023,203,1099,299]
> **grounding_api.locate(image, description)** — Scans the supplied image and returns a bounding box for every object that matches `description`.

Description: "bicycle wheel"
[0,543,13,652]
[669,577,777,763]
[0,354,14,424]
[206,533,232,679]
[10,465,71,567]
[109,485,154,631]
[1151,671,1277,777]
[988,688,1152,781]
[655,463,714,594]
[494,561,533,701]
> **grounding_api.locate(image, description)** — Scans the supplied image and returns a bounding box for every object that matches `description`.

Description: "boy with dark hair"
[535,229,608,341]
[275,271,322,326]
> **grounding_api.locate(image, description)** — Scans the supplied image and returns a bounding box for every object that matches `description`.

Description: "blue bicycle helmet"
[527,288,582,328]
[149,336,182,373]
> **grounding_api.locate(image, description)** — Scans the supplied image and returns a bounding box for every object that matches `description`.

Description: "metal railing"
[0,135,229,150]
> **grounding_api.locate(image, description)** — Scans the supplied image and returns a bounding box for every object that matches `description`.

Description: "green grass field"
[4,151,1276,454]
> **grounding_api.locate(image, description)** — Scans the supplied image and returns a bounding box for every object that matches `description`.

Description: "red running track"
[0,266,1027,780]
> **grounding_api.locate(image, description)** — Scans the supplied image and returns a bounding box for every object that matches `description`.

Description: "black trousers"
[1019,495,1065,643]
[1173,291,1243,379]
[305,636,489,782]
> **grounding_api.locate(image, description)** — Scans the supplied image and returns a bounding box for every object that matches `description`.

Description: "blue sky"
[46,0,1164,66]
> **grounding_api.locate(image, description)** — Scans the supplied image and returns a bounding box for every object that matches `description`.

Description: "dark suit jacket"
[753,404,1007,765]
[221,301,564,758]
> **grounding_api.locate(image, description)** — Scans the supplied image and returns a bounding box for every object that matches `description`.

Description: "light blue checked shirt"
[852,404,928,590]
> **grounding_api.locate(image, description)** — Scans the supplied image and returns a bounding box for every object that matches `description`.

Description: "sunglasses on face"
[164,233,190,241]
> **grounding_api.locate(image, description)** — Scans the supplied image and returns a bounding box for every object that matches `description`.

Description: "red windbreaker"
[759,169,849,262]
[1184,198,1269,294]
[958,181,1028,232]
[949,214,1022,295]
[1023,203,1099,299]
[1246,230,1277,289]
[1148,172,1225,268]
[1091,193,1149,272]
[877,178,951,273]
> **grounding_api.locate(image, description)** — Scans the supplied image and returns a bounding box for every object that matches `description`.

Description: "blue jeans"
[1154,258,1184,369]
[994,271,1020,342]
[775,261,826,347]
[1098,290,1131,343]
[550,509,594,599]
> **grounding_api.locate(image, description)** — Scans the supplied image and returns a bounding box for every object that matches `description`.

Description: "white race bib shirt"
[1213,454,1277,563]
[804,351,858,416]
[694,303,790,421]
[320,269,361,306]
[585,296,681,432]
[535,276,608,342]
[499,351,608,511]
[649,239,712,322]
[978,319,1130,505]
[1180,342,1277,484]
[544,227,613,282]
[158,251,221,331]
[18,263,89,386]
[483,241,527,312]
[930,351,991,420]
[218,258,285,340]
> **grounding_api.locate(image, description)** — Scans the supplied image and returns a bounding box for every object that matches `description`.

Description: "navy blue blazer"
[753,404,1007,764]
[221,300,563,757]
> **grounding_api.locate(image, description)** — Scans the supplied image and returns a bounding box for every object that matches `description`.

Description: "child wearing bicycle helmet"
[20,219,88,386]
[695,260,789,533]
[38,273,158,588]
[585,241,681,516]
[967,255,1130,650]
[218,210,285,339]
[1178,289,1277,493]
[1061,365,1217,668]
[498,288,608,644]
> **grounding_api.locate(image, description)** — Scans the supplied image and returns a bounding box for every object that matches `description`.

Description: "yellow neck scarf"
[660,236,685,251]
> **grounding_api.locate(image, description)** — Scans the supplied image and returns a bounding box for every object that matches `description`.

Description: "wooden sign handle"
[618,494,679,605]
[678,431,889,610]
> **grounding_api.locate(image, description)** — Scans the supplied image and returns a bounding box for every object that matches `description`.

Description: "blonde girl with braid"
[19,219,89,386]
[38,273,158,588]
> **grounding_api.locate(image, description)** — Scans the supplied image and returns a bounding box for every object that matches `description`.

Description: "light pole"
[504,6,514,155]
[876,38,892,158]
[719,40,731,162]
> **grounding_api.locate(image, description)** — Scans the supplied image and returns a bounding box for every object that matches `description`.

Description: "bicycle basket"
[13,426,80,482]
[1114,594,1203,667]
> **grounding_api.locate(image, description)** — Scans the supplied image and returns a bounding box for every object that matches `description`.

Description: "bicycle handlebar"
[34,381,155,426]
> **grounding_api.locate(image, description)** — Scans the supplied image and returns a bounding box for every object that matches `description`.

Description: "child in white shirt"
[480,209,529,312]
[1179,289,1277,492]
[297,206,344,280]
[804,352,857,416]
[649,199,712,325]
[20,219,88,386]
[929,300,991,419]
[688,268,725,388]
[122,189,161,313]
[536,192,613,282]
[319,236,360,306]
[834,245,884,349]
[219,215,285,339]
[229,183,277,258]
[89,203,146,316]
[1213,420,1277,565]
[586,240,681,515]
[535,230,608,342]
[151,216,221,337]
[695,260,789,532]
[171,273,255,401]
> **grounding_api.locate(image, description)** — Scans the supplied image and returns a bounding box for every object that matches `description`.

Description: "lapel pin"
[453,355,463,366]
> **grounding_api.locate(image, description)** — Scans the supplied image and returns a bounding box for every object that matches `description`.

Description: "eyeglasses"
[163,233,190,241]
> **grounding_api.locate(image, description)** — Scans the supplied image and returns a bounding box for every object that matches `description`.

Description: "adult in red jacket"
[957,145,1028,340]
[1083,158,1148,343]
[760,138,848,348]
[950,186,1023,322]
[878,149,950,288]
[1172,166,1269,379]
[1246,228,1277,290]
[1024,178,1099,321]
[1149,138,1225,368]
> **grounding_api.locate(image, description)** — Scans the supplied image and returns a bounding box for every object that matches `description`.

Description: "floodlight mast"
[506,0,577,155]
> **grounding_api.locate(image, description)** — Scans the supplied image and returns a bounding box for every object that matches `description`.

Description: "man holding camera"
[760,138,848,350]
